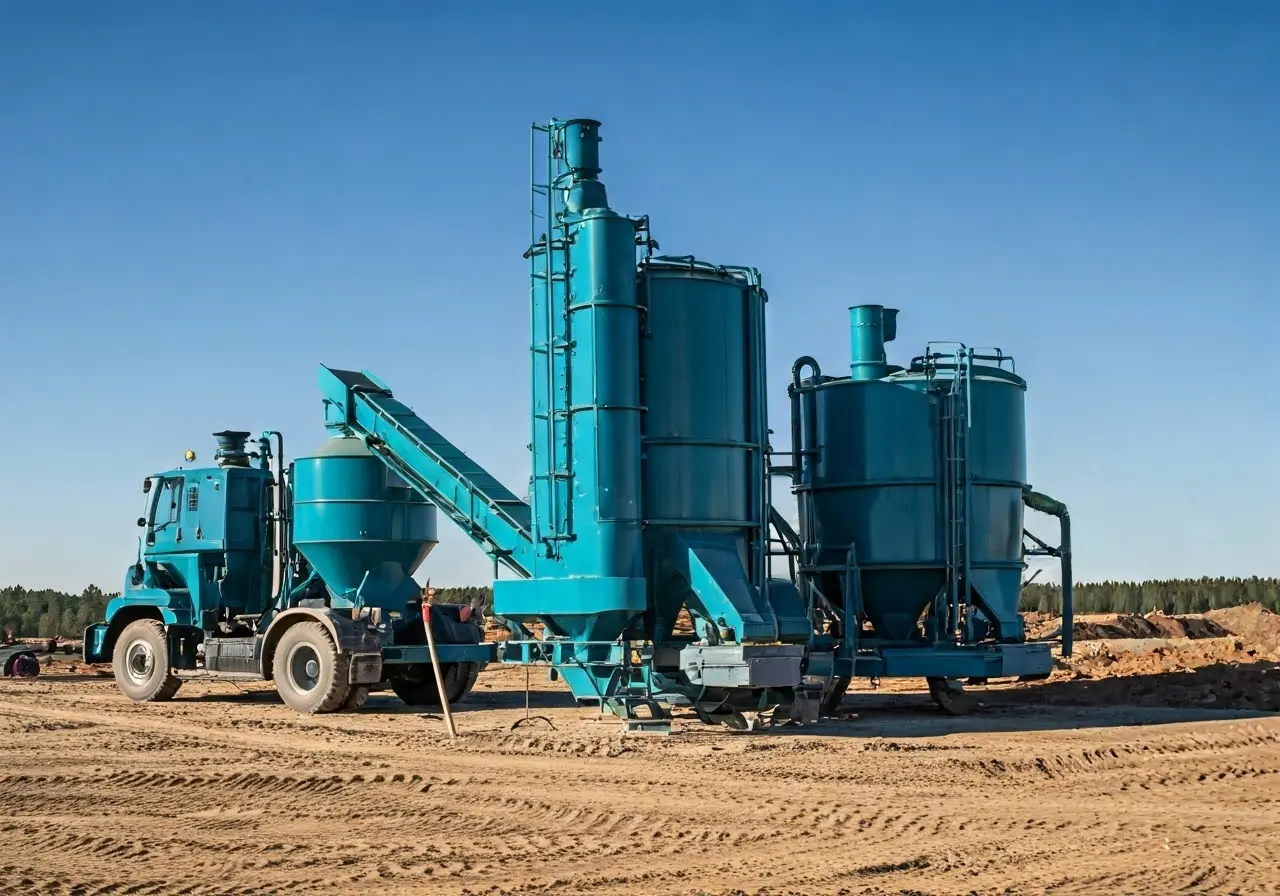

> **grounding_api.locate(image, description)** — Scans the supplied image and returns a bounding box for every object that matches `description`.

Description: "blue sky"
[1,1,1276,593]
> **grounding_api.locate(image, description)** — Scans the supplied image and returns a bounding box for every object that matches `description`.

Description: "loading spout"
[317,365,541,579]
[1023,487,1073,657]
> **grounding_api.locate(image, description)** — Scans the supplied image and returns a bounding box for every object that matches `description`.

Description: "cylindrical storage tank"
[798,362,1027,642]
[639,257,768,590]
[291,436,438,611]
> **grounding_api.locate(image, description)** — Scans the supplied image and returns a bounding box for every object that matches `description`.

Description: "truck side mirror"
[137,517,146,528]
[143,478,152,493]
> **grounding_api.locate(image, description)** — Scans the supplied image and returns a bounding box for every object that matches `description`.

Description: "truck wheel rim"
[289,645,321,692]
[124,640,154,684]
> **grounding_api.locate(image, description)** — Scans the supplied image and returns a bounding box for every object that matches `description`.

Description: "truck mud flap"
[350,653,383,685]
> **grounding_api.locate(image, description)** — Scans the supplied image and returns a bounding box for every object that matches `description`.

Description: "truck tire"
[9,653,39,678]
[390,661,481,707]
[113,619,182,702]
[272,621,352,714]
[342,685,369,711]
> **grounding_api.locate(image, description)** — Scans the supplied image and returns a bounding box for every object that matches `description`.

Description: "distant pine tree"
[1021,577,1279,615]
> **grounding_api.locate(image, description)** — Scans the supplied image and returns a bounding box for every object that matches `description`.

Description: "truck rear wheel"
[342,685,369,711]
[390,661,483,707]
[272,621,352,714]
[113,619,182,702]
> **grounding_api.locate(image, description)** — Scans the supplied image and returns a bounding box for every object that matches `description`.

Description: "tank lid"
[301,435,376,459]
[891,363,1027,388]
[642,254,759,284]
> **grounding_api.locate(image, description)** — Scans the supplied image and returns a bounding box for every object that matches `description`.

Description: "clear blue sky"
[1,1,1276,594]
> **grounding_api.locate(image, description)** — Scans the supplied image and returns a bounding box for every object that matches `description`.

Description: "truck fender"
[260,609,382,681]
[84,604,179,665]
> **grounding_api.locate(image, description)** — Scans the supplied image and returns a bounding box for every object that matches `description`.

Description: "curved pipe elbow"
[791,356,821,390]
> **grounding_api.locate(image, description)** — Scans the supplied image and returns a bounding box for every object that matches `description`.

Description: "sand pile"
[1207,602,1280,655]
[1024,611,1233,642]
[1032,604,1280,712]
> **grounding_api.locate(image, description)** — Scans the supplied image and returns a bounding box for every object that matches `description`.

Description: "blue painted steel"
[1023,487,1073,656]
[798,373,946,642]
[95,428,491,692]
[310,117,804,713]
[793,310,1031,647]
[848,305,900,381]
[380,642,498,664]
[110,434,275,631]
[814,642,1052,678]
[318,366,538,578]
[291,435,438,612]
[495,117,647,643]
[639,257,809,645]
[900,356,1028,642]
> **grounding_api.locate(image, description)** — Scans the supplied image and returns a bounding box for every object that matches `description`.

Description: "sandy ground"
[3,611,1280,896]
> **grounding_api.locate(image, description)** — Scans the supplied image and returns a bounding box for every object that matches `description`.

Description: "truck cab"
[86,430,491,714]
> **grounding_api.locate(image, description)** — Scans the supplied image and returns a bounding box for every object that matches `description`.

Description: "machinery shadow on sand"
[37,659,1271,738]
[804,659,1280,738]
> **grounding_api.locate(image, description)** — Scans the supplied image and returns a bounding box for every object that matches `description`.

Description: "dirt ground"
[3,609,1280,896]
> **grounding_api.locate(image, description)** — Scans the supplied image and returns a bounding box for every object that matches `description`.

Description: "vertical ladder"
[527,124,574,557]
[941,347,973,640]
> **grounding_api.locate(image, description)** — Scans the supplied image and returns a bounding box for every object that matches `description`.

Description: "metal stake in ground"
[421,585,457,739]
[511,662,554,730]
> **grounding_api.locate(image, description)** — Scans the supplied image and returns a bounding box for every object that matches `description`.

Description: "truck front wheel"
[113,619,182,702]
[272,621,352,714]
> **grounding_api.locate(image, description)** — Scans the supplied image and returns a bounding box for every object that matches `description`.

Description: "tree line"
[3,577,1276,640]
[0,583,497,640]
[0,585,113,641]
[1020,576,1279,616]
[427,586,494,613]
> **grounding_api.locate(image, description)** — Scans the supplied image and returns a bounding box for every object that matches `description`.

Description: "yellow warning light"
[184,450,197,463]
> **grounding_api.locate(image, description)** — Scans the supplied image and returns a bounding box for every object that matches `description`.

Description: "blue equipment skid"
[780,306,1073,714]
[89,114,1072,727]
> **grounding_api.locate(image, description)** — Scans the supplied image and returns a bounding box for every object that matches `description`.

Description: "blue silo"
[292,436,439,612]
[492,118,649,644]
[639,257,809,646]
[495,121,806,655]
[789,305,1051,700]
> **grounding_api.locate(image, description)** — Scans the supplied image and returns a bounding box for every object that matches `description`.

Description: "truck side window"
[154,478,181,528]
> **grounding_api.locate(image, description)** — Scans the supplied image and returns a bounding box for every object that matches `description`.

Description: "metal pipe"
[747,279,769,596]
[849,305,899,381]
[789,356,820,479]
[961,349,973,642]
[1060,510,1073,657]
[1023,488,1072,657]
[262,430,286,603]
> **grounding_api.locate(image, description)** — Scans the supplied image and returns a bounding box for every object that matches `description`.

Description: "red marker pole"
[420,584,457,739]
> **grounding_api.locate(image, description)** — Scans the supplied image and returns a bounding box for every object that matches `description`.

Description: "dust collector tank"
[794,305,1029,643]
[291,436,438,611]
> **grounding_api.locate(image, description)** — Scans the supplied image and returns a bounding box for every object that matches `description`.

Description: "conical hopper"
[291,437,438,611]
[859,568,945,642]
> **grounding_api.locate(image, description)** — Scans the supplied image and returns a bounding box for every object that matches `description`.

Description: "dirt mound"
[1023,610,1266,643]
[1036,658,1280,711]
[1207,603,1280,655]
[1033,628,1280,711]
